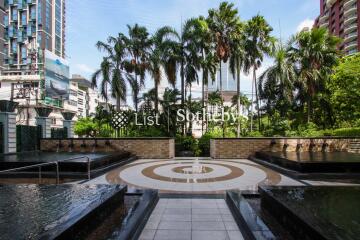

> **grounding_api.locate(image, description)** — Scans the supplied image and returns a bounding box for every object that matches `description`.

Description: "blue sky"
[66,0,319,102]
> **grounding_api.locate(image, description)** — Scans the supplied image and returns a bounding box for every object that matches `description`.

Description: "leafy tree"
[258,44,295,118]
[74,118,96,137]
[328,53,360,126]
[288,27,340,123]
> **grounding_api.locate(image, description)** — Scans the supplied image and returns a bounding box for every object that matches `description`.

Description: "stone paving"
[89,158,302,193]
[139,198,244,240]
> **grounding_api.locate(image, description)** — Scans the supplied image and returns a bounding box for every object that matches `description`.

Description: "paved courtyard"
[139,198,244,240]
[90,158,302,193]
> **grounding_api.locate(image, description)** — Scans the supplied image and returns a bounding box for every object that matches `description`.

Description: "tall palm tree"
[258,44,296,118]
[92,35,128,111]
[229,20,245,137]
[244,15,275,131]
[124,24,151,112]
[207,2,239,99]
[177,18,203,134]
[148,26,179,112]
[287,27,340,123]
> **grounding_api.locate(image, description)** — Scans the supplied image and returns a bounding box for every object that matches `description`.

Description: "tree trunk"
[250,71,254,132]
[135,73,138,112]
[155,82,159,112]
[219,61,223,102]
[236,68,241,138]
[116,96,121,111]
[181,57,185,136]
[307,98,311,123]
[254,69,261,131]
[201,50,205,135]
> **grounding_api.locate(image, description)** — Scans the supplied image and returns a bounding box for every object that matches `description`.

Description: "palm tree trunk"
[201,50,205,135]
[135,73,138,112]
[307,98,311,123]
[181,57,185,135]
[219,61,223,101]
[116,96,121,111]
[250,71,254,132]
[236,69,241,138]
[254,69,261,131]
[155,83,159,112]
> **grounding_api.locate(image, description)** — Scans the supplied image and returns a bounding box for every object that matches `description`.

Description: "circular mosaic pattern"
[105,159,285,193]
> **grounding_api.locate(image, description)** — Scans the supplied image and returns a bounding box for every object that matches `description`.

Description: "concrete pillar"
[36,117,52,138]
[0,112,17,153]
[63,120,75,138]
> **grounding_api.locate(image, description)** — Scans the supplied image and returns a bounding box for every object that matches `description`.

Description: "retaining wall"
[40,138,175,159]
[210,137,359,159]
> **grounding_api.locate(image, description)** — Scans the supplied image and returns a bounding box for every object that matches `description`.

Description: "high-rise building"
[0,0,71,127]
[315,0,360,55]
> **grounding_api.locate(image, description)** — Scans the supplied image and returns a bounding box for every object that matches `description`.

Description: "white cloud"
[296,19,314,32]
[75,63,95,74]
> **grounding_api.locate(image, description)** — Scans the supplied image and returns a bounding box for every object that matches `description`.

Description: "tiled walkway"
[139,198,244,240]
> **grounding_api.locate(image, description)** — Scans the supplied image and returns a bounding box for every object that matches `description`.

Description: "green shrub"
[332,128,360,137]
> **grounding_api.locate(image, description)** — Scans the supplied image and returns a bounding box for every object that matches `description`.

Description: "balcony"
[344,40,358,50]
[346,48,358,55]
[344,0,357,9]
[344,14,358,25]
[319,13,329,23]
[344,23,358,33]
[344,31,358,42]
[344,3,357,16]
[320,21,329,29]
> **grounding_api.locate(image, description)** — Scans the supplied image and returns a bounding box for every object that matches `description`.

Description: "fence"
[51,127,68,139]
[16,125,41,152]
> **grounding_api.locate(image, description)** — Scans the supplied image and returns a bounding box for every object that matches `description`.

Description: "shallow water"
[262,151,360,163]
[0,184,124,240]
[263,186,360,240]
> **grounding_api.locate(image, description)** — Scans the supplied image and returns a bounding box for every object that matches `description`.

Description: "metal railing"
[0,162,59,184]
[0,156,91,184]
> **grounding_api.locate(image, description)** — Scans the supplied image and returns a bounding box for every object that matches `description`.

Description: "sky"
[66,0,319,104]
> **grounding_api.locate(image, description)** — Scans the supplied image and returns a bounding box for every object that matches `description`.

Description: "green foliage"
[128,126,166,137]
[328,53,360,126]
[332,128,360,137]
[74,118,96,137]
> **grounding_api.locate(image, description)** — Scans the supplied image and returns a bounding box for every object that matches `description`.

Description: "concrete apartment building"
[315,0,360,55]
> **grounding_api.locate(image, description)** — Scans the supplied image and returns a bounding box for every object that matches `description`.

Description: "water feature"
[0,184,126,240]
[255,151,360,173]
[259,186,360,240]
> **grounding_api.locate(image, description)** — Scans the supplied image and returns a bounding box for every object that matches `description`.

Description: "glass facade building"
[0,0,66,72]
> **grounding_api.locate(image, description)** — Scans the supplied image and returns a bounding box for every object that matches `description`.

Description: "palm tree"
[207,90,223,114]
[258,44,296,118]
[178,18,204,134]
[92,35,128,111]
[148,26,179,112]
[244,15,275,131]
[231,94,251,112]
[124,24,151,112]
[287,27,340,123]
[207,2,239,99]
[229,20,245,137]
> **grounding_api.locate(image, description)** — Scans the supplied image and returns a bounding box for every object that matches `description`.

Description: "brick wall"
[40,138,175,159]
[210,138,358,159]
